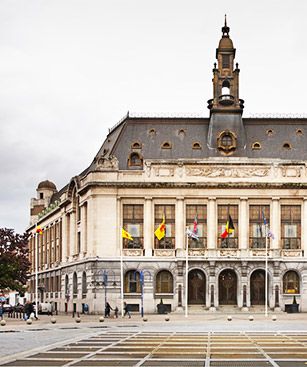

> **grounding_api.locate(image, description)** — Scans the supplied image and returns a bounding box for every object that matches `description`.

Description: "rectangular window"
[123,204,144,249]
[155,205,175,249]
[281,205,301,249]
[186,205,207,248]
[222,54,230,68]
[249,205,270,248]
[218,205,238,248]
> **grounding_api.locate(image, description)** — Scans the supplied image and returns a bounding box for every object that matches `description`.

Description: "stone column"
[144,197,153,256]
[239,197,248,252]
[70,210,76,256]
[207,197,216,252]
[80,203,87,254]
[175,197,185,250]
[303,198,307,258]
[271,198,280,250]
[61,213,69,261]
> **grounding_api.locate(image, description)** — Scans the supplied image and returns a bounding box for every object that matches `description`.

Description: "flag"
[262,210,275,240]
[221,214,234,238]
[193,214,198,235]
[187,214,199,240]
[122,228,133,241]
[186,228,199,241]
[36,226,43,235]
[155,215,165,240]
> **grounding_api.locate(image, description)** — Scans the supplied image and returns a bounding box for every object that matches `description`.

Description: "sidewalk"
[1,311,307,331]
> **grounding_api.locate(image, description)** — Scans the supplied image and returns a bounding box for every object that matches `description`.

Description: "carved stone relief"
[186,167,269,178]
[96,155,119,170]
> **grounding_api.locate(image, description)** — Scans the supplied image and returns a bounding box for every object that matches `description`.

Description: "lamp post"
[135,270,151,318]
[93,269,116,315]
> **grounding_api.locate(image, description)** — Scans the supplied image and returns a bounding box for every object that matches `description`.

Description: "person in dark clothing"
[123,302,131,318]
[104,302,113,318]
[114,306,119,318]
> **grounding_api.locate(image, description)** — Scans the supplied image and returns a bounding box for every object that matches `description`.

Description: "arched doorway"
[219,269,237,305]
[250,269,266,305]
[188,269,206,305]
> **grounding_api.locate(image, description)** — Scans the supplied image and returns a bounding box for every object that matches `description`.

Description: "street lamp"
[134,270,151,318]
[94,269,116,315]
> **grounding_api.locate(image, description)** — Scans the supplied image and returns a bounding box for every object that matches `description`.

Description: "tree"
[0,228,30,293]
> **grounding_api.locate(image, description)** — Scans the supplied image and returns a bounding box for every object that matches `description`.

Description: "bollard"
[75,317,81,323]
[249,315,254,321]
[227,315,232,321]
[272,315,277,321]
[50,317,56,324]
[143,317,148,322]
[26,318,32,325]
[0,320,6,326]
[99,316,105,322]
[165,316,170,322]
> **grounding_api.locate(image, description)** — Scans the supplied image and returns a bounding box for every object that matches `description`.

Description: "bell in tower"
[207,16,247,157]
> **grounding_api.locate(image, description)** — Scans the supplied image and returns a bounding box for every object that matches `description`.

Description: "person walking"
[123,302,131,318]
[114,306,119,318]
[104,302,113,318]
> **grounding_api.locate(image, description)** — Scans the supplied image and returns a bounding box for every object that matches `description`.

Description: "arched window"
[296,129,303,136]
[131,142,142,149]
[252,142,261,150]
[128,152,143,167]
[82,272,87,298]
[65,274,69,296]
[222,79,230,95]
[283,271,300,294]
[73,272,78,298]
[192,142,202,150]
[266,129,274,136]
[124,270,141,293]
[161,141,172,149]
[217,130,236,154]
[155,270,173,294]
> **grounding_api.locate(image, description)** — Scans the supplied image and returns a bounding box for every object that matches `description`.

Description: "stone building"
[27,20,307,314]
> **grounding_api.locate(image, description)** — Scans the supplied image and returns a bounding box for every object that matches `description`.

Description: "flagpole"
[185,230,189,318]
[120,229,124,317]
[265,224,268,317]
[35,229,38,319]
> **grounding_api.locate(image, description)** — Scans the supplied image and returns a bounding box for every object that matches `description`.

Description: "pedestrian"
[0,303,3,320]
[32,302,38,320]
[114,306,119,318]
[104,302,113,318]
[23,301,31,320]
[123,302,131,318]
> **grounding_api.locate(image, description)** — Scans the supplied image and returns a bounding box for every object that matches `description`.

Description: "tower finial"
[222,14,230,36]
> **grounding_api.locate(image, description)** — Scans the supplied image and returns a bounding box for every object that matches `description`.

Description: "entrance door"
[218,269,237,305]
[188,269,206,305]
[250,269,265,305]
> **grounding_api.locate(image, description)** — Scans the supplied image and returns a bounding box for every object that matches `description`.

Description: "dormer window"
[128,152,143,167]
[283,142,291,150]
[266,129,274,136]
[296,129,303,136]
[192,142,202,150]
[161,141,172,149]
[217,130,236,155]
[131,142,142,149]
[252,142,261,150]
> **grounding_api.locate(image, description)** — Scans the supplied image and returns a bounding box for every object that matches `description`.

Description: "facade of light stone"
[26,20,307,315]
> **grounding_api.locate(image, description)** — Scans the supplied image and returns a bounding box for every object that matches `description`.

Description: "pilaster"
[207,197,216,250]
[144,197,153,256]
[175,197,185,250]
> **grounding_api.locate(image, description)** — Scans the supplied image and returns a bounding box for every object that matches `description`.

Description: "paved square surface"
[2,330,307,367]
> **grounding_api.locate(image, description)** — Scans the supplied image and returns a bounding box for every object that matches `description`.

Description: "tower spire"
[222,14,230,36]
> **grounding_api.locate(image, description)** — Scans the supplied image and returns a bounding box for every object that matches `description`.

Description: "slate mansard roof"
[88,115,307,172]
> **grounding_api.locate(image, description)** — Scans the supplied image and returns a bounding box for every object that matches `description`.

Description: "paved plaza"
[1,313,307,366]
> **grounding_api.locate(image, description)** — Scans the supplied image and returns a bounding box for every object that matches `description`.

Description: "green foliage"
[0,228,30,293]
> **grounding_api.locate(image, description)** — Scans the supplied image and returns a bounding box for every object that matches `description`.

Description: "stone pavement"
[1,312,307,366]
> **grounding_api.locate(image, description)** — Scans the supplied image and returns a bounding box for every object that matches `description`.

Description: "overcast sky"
[0,0,306,233]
